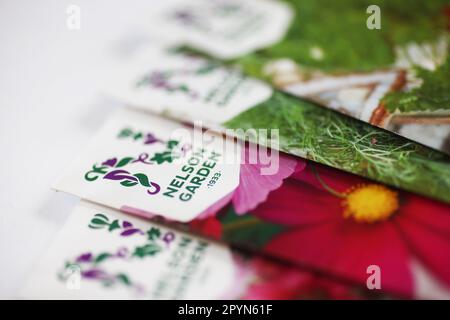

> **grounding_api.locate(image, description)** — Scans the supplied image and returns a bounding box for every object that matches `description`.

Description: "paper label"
[21,201,358,299]
[106,47,272,126]
[54,109,241,222]
[151,0,293,59]
[19,201,238,299]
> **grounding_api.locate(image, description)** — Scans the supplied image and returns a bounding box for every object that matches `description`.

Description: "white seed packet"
[17,201,270,299]
[104,46,272,127]
[53,109,241,222]
[148,0,293,59]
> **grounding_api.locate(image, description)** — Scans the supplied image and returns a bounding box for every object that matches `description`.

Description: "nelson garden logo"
[59,213,176,294]
[84,155,161,195]
[84,128,192,195]
[135,55,220,99]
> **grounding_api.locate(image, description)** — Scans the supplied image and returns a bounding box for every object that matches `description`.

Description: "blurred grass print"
[225,91,450,203]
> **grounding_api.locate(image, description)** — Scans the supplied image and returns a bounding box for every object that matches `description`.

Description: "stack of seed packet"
[20,0,450,299]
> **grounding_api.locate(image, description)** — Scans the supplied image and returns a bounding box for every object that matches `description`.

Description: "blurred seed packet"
[19,201,376,300]
[147,0,294,59]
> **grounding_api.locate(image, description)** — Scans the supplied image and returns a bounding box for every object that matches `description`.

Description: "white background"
[0,0,174,298]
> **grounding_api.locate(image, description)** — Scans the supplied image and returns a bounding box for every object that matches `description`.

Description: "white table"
[0,0,172,298]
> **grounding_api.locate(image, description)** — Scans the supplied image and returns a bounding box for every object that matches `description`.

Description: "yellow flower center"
[343,184,399,223]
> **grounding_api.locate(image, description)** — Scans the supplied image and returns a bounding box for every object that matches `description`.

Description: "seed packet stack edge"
[53,108,450,299]
[105,46,450,204]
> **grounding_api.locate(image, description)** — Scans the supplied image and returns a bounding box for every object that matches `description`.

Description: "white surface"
[0,0,172,298]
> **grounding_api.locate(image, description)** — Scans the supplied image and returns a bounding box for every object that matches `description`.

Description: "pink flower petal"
[264,220,414,296]
[232,149,303,214]
[395,215,450,288]
[251,178,342,226]
[397,195,450,238]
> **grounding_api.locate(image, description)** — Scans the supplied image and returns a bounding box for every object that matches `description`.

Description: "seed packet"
[55,108,242,222]
[105,47,450,204]
[105,46,273,127]
[19,201,373,300]
[154,0,450,154]
[53,108,450,298]
[146,0,294,60]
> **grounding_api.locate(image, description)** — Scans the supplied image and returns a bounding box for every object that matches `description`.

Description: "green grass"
[225,91,450,203]
[383,58,450,113]
[234,0,448,75]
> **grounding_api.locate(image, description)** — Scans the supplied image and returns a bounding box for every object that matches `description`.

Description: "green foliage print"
[383,58,450,113]
[234,0,448,75]
[225,91,450,204]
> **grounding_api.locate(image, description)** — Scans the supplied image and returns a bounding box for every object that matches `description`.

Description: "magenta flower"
[249,163,450,297]
[197,146,305,218]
